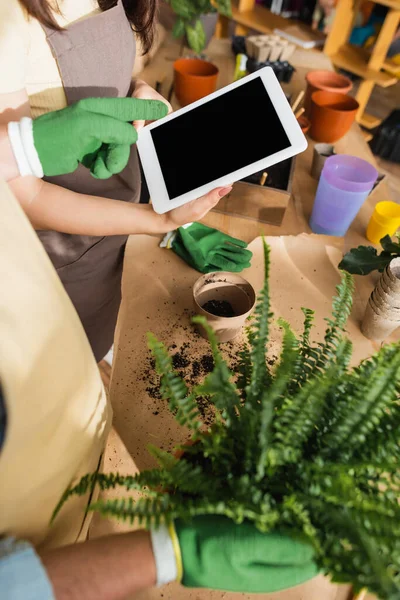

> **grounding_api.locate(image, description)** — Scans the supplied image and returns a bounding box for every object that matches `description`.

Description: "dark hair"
[18,0,157,53]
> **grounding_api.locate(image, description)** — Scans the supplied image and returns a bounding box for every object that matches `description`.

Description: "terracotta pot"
[304,70,353,117]
[309,91,359,143]
[193,271,256,343]
[297,115,310,135]
[174,58,219,107]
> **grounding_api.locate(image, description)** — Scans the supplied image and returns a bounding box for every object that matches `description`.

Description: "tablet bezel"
[137,67,307,214]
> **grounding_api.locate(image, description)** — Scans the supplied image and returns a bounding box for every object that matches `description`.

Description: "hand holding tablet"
[137,67,307,215]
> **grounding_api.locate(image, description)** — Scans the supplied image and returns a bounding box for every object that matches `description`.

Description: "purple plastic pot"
[310,154,378,237]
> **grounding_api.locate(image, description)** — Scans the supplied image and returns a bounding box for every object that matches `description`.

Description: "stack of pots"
[304,70,359,144]
[362,257,400,342]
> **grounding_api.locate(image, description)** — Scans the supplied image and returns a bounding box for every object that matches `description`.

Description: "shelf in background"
[360,129,374,142]
[355,44,400,76]
[231,1,295,34]
[331,44,398,87]
[359,112,382,130]
[372,0,400,9]
[383,57,400,75]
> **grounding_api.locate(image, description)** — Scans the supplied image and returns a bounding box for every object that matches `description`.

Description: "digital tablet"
[137,67,307,214]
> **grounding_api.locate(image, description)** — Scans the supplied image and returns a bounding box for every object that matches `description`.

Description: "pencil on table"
[291,90,304,114]
[259,171,268,186]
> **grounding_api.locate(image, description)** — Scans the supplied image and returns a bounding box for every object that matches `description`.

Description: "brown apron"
[38,0,140,362]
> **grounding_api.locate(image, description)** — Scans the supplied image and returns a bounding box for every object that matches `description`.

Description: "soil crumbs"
[143,339,240,426]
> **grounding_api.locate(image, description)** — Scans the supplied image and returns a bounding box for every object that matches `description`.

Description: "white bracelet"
[7,118,44,178]
[150,524,178,586]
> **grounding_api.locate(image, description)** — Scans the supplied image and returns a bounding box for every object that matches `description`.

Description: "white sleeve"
[7,119,44,178]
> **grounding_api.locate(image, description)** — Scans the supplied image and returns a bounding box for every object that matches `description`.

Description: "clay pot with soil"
[309,91,359,143]
[304,70,353,117]
[193,271,256,342]
[174,58,219,106]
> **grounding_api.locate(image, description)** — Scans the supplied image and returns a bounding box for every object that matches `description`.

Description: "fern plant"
[54,241,400,599]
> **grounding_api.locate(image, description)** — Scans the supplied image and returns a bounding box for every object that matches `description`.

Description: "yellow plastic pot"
[366,201,400,245]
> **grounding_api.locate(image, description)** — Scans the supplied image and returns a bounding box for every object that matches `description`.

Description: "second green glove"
[163,223,252,273]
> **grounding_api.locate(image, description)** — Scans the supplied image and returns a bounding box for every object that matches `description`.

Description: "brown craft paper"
[89,233,394,600]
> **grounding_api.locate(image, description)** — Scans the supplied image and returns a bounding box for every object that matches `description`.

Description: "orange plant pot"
[297,115,311,135]
[174,58,219,107]
[309,91,359,144]
[304,70,353,117]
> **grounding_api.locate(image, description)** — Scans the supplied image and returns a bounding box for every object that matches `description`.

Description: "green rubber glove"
[11,97,168,179]
[169,223,253,273]
[175,516,318,593]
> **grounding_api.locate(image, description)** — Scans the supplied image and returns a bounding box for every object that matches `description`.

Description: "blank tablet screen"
[150,77,291,200]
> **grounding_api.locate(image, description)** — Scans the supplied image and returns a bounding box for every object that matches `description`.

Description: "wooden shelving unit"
[230,0,295,34]
[216,0,300,36]
[324,0,400,129]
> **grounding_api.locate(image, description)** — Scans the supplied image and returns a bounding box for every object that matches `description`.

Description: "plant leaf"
[171,0,196,19]
[339,245,392,275]
[213,0,232,16]
[380,234,400,254]
[186,20,206,53]
[172,17,186,38]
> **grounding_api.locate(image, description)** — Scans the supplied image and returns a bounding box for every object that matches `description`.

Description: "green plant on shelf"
[339,233,400,275]
[54,240,400,600]
[167,0,231,54]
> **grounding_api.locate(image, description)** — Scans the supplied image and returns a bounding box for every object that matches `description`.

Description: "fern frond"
[300,307,315,350]
[89,494,173,528]
[51,471,154,523]
[257,319,299,478]
[148,333,203,432]
[320,344,400,459]
[236,341,252,392]
[318,272,354,368]
[246,239,273,403]
[192,316,240,426]
[148,445,177,470]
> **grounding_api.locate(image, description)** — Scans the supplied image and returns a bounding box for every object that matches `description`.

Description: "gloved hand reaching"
[151,515,318,592]
[161,222,253,273]
[7,97,168,180]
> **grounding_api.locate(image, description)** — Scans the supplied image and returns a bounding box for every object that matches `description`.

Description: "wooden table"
[90,37,391,600]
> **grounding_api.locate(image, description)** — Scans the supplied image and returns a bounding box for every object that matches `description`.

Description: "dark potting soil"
[202,299,235,318]
[143,337,242,427]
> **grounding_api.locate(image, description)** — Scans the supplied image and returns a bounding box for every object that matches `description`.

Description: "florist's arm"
[0,533,156,600]
[0,91,230,234]
[10,175,231,234]
[40,531,156,600]
[3,517,317,600]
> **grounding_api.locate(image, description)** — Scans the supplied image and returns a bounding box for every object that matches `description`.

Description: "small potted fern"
[55,241,400,599]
